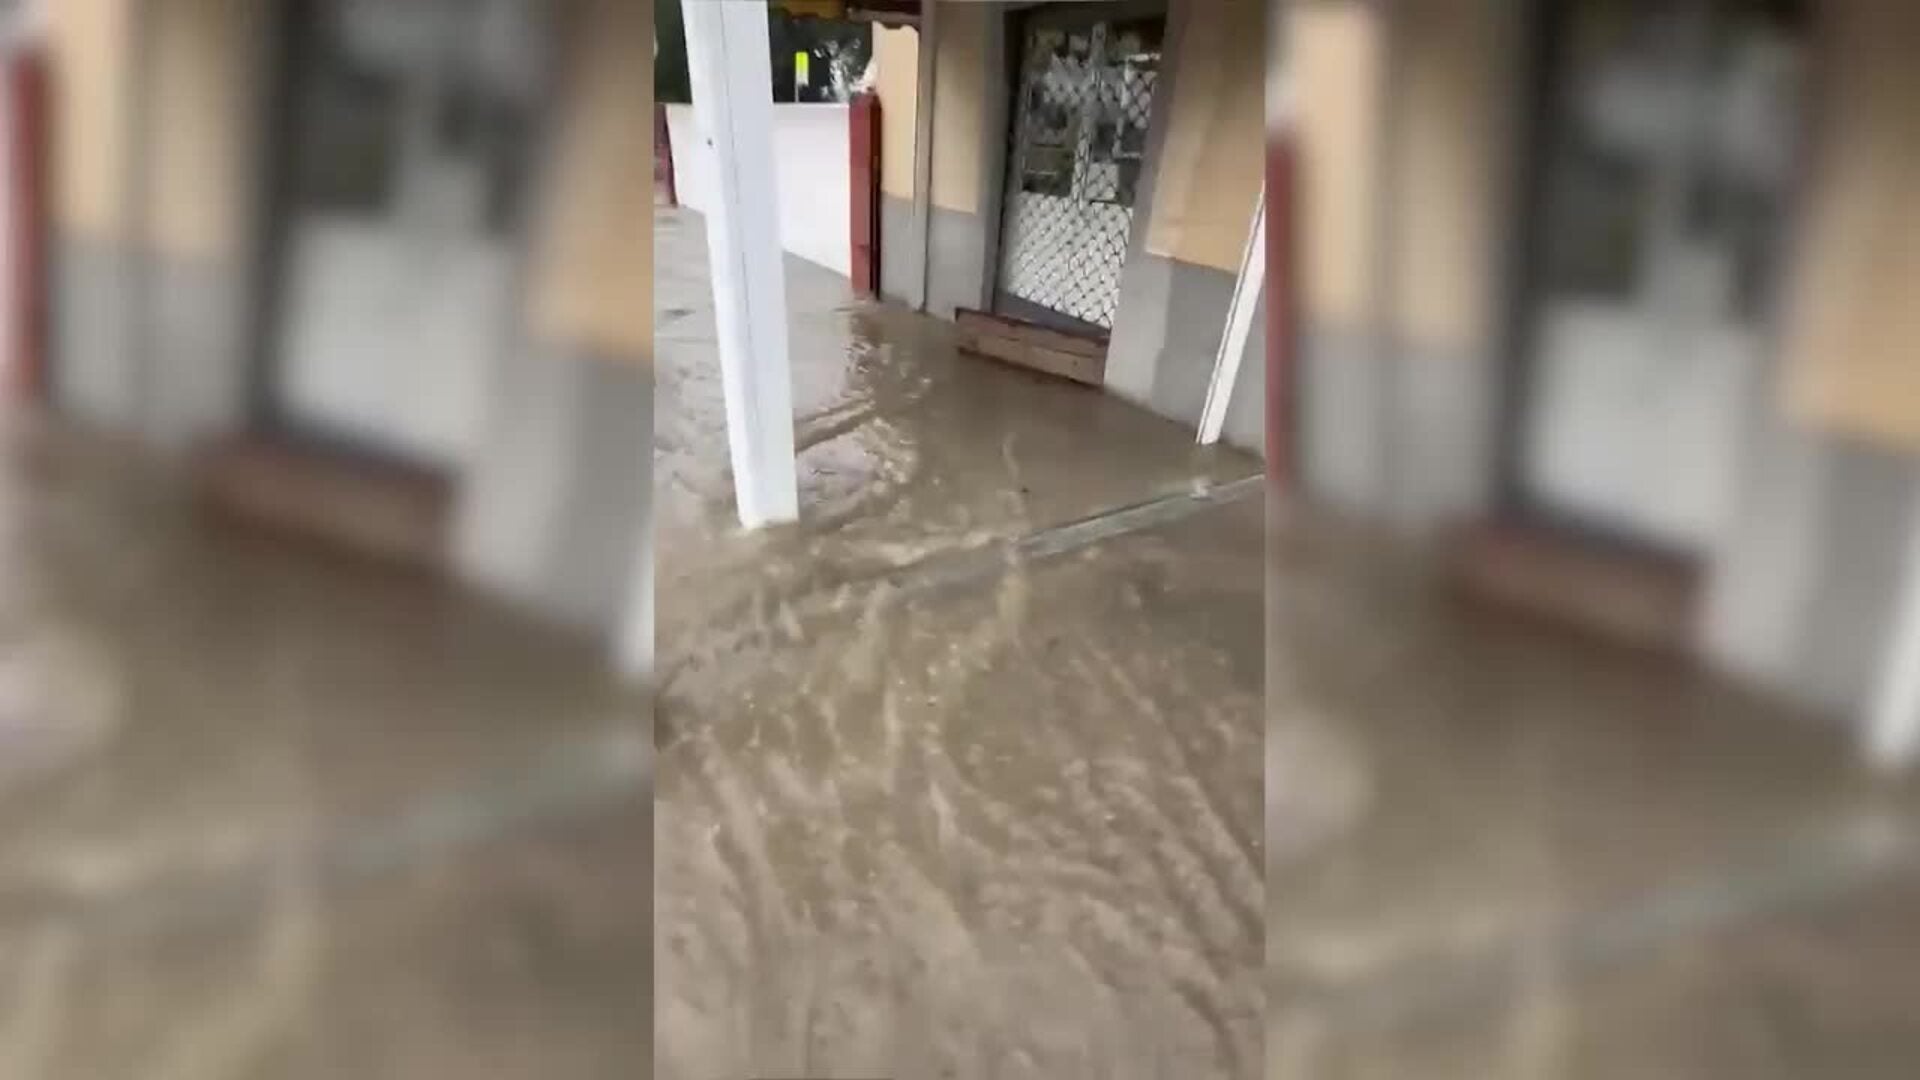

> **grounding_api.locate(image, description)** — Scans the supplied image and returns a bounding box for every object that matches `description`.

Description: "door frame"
[1494,0,1602,541]
[246,0,445,472]
[1491,0,1708,563]
[985,0,1167,337]
[243,0,556,479]
[244,0,410,468]
[244,0,307,446]
[1493,0,1817,564]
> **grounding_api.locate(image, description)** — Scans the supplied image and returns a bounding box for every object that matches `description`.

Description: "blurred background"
[0,1,658,1076]
[1269,0,1920,1076]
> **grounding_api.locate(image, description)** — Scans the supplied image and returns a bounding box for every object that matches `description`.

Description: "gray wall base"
[54,233,250,451]
[880,194,921,308]
[925,204,988,320]
[453,346,652,640]
[1147,258,1234,427]
[1704,416,1919,721]
[142,253,249,449]
[1105,250,1267,457]
[1298,321,1496,531]
[1300,323,1387,512]
[53,235,139,430]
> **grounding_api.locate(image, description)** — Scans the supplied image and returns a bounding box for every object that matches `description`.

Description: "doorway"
[1510,0,1804,553]
[992,3,1163,335]
[257,0,544,471]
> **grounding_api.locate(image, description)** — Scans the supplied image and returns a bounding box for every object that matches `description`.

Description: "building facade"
[38,0,656,672]
[866,0,1270,454]
[1285,0,1920,758]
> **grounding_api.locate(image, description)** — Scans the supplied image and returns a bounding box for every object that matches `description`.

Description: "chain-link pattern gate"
[996,14,1163,331]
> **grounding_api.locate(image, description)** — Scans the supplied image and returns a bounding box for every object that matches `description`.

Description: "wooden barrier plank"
[952,307,1105,387]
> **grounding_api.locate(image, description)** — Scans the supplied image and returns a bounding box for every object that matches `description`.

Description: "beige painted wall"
[145,0,256,262]
[1782,0,1920,450]
[50,0,133,240]
[529,0,653,360]
[1386,0,1505,353]
[51,0,261,258]
[1291,1,1383,327]
[929,0,986,214]
[874,24,919,199]
[1143,0,1265,273]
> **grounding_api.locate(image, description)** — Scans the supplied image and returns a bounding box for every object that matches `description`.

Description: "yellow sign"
[795,51,810,87]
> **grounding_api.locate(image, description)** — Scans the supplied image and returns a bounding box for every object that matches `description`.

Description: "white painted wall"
[278,215,514,467]
[1521,300,1756,552]
[666,102,851,277]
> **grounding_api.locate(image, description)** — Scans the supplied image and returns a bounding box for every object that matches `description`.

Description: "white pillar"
[910,0,939,312]
[1866,500,1920,771]
[1197,190,1266,446]
[684,0,799,528]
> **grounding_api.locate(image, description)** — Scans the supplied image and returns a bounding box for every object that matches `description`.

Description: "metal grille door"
[996,14,1162,331]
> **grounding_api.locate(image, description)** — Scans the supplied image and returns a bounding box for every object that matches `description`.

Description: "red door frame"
[1265,129,1295,489]
[7,47,47,402]
[848,91,880,296]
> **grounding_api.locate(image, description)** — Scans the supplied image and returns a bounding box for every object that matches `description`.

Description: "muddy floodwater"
[5,203,1915,1078]
[653,207,1266,1077]
[0,410,652,1078]
[1268,504,1920,1077]
[0,204,1262,1079]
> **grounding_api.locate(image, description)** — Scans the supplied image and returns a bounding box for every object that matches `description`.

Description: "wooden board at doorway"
[193,437,451,572]
[1447,520,1700,657]
[954,308,1106,388]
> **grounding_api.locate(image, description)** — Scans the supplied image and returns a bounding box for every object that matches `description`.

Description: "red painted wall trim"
[848,92,880,295]
[1265,131,1295,489]
[8,48,48,402]
[654,103,678,208]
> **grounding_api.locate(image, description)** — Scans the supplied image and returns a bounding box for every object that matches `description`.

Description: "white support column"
[684,0,799,528]
[910,0,939,312]
[1197,190,1266,446]
[1866,500,1920,771]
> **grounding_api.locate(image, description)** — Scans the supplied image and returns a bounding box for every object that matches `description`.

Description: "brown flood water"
[0,409,652,1079]
[0,205,1265,1079]
[8,206,1916,1079]
[1267,502,1920,1078]
[654,207,1265,1077]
